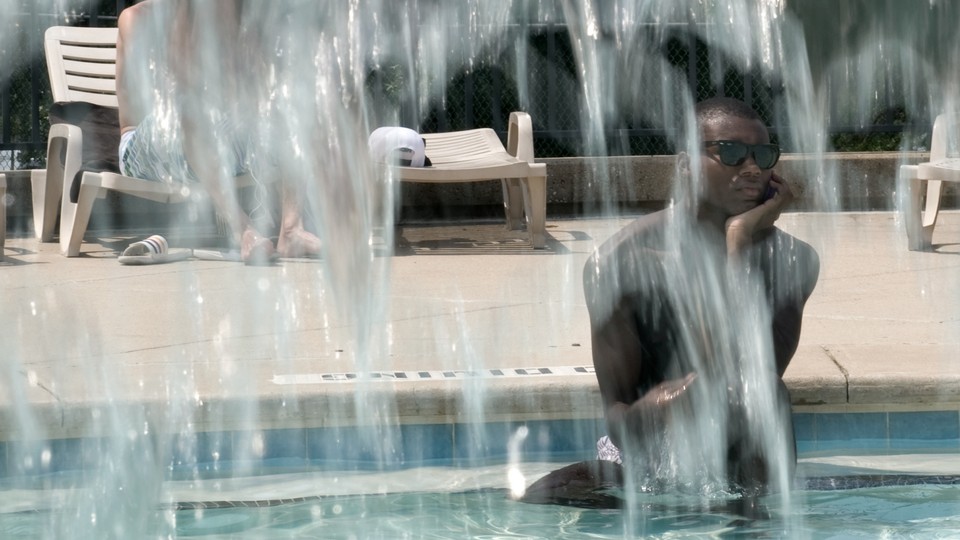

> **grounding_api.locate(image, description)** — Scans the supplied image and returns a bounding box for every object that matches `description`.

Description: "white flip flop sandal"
[118,235,192,265]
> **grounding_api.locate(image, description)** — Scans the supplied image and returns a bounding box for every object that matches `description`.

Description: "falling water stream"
[2,0,960,538]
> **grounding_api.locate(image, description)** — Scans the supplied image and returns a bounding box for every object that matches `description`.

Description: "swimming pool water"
[1,411,958,538]
[163,484,960,539]
[2,453,959,539]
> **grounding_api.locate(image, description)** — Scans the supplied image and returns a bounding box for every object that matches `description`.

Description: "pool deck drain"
[1,211,959,438]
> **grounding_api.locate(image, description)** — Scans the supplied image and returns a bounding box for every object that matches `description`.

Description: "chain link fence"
[1,1,925,170]
[1,0,127,170]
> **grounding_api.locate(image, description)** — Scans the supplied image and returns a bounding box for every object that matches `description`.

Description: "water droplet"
[250,432,265,457]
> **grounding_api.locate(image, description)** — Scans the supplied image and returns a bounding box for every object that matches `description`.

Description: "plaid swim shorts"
[119,112,252,183]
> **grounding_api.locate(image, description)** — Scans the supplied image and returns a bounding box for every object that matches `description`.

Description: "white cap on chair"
[367,127,428,167]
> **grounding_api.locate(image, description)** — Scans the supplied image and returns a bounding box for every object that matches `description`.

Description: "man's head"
[689,97,780,218]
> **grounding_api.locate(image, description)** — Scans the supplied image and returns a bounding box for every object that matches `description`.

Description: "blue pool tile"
[815,412,887,443]
[888,411,960,441]
[1,441,33,476]
[453,421,513,463]
[258,428,307,461]
[795,440,817,455]
[522,419,604,457]
[398,423,454,463]
[305,426,350,466]
[165,433,198,470]
[452,419,603,464]
[227,429,308,464]
[888,438,960,451]
[4,438,90,475]
[306,425,408,469]
[811,438,892,453]
[48,438,88,473]
[80,438,121,472]
[4,410,960,479]
[793,413,816,443]
[196,431,234,468]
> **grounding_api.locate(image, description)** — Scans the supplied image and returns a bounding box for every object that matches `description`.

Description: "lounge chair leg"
[900,165,934,251]
[502,178,524,230]
[31,169,60,242]
[921,178,942,246]
[60,174,102,257]
[523,175,547,249]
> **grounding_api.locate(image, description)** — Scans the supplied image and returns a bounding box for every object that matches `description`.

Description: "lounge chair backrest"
[44,26,119,108]
[929,113,960,162]
[421,129,505,165]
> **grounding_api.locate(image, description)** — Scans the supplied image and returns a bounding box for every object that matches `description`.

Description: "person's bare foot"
[241,228,277,265]
[277,227,322,258]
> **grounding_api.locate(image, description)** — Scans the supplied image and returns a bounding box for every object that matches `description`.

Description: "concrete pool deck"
[1,210,959,440]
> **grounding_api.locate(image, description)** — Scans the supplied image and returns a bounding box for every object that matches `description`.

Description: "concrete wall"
[3,152,957,234]
[400,152,957,217]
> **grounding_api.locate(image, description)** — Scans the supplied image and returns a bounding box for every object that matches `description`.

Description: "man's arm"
[770,241,820,376]
[723,174,819,374]
[584,249,697,452]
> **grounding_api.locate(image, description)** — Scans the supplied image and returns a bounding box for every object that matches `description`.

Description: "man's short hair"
[694,97,762,129]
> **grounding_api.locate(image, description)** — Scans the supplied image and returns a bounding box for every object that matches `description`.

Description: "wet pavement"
[1,210,958,437]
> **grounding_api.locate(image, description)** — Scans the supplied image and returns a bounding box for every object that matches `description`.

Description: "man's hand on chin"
[725,174,794,255]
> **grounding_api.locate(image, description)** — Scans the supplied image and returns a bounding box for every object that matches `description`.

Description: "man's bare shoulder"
[583,210,673,305]
[764,227,818,263]
[759,227,820,297]
[597,210,672,261]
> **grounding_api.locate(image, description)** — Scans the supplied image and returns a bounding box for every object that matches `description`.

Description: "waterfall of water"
[4,0,960,537]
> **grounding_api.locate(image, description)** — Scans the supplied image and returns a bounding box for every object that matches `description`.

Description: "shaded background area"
[1,0,957,229]
[4,0,955,171]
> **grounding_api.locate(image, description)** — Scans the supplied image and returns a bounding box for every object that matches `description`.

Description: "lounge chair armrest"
[507,111,535,163]
[46,123,84,199]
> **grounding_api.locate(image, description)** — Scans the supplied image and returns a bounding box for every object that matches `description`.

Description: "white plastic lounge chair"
[899,113,960,250]
[37,26,121,254]
[40,26,255,257]
[395,112,548,249]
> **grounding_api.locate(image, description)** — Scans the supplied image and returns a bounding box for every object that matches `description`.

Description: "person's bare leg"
[276,180,321,258]
[181,118,275,263]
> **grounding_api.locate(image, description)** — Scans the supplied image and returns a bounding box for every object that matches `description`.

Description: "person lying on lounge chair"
[116,0,321,263]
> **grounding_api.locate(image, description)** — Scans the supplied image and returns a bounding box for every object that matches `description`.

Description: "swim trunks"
[596,435,622,464]
[119,113,252,183]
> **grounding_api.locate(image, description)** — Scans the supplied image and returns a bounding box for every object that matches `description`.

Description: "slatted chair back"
[45,26,120,108]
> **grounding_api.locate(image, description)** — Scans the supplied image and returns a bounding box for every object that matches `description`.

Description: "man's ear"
[673,151,698,211]
[676,151,690,178]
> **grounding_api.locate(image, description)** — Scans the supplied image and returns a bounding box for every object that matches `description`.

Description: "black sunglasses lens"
[717,143,748,166]
[754,145,780,169]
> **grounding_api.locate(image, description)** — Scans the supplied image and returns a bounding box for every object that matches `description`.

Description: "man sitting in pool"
[521,97,819,505]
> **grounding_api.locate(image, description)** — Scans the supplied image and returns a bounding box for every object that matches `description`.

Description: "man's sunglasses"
[703,140,781,170]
